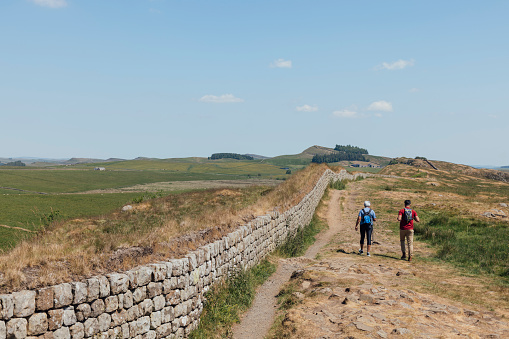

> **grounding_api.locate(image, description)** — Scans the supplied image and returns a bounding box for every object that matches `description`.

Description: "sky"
[1,0,508,166]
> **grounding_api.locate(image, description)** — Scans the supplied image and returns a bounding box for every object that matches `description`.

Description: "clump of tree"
[312,152,367,163]
[334,144,368,155]
[415,156,428,160]
[209,153,254,160]
[2,161,26,167]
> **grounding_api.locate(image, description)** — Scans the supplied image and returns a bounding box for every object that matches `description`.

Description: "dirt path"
[232,189,348,339]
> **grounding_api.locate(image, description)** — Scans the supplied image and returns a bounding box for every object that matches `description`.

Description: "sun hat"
[364,201,371,207]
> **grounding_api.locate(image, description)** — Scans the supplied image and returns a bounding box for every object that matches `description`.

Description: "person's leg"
[400,230,407,258]
[408,230,414,261]
[366,226,372,255]
[359,226,365,253]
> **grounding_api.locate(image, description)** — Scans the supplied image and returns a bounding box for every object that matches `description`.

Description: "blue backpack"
[361,208,372,225]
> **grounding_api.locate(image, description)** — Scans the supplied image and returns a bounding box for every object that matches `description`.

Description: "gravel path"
[232,189,348,339]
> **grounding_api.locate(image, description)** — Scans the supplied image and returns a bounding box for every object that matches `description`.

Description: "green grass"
[189,259,276,338]
[412,211,509,282]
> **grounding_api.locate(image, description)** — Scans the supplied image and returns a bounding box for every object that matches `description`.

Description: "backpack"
[403,208,413,223]
[361,208,372,225]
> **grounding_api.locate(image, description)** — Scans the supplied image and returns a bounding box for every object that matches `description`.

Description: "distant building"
[351,164,360,167]
[94,167,106,171]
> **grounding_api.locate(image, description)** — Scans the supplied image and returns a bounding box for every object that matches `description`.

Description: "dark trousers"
[360,224,373,245]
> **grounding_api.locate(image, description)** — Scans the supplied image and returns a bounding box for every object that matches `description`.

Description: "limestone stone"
[86,278,100,302]
[123,291,133,309]
[53,326,70,339]
[36,288,54,312]
[147,283,162,298]
[52,284,73,309]
[139,299,153,316]
[133,287,147,304]
[127,267,153,289]
[165,290,180,306]
[107,274,129,295]
[155,323,172,338]
[28,313,48,335]
[117,294,124,310]
[48,309,64,330]
[97,313,111,333]
[70,323,84,339]
[141,330,156,339]
[111,309,128,327]
[12,290,36,317]
[6,318,27,339]
[161,307,174,324]
[0,321,5,339]
[104,296,118,313]
[98,276,110,298]
[170,260,183,277]
[162,280,172,295]
[153,296,165,312]
[392,328,411,335]
[149,264,166,282]
[76,304,91,322]
[84,318,99,337]
[121,323,129,339]
[164,262,173,279]
[137,317,150,335]
[71,283,87,305]
[63,306,77,326]
[149,311,161,329]
[0,295,14,320]
[90,299,105,318]
[126,306,140,322]
[186,253,198,271]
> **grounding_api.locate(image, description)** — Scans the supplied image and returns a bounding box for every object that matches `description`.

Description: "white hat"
[364,201,371,207]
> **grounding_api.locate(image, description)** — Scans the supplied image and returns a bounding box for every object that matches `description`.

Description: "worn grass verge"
[189,259,276,339]
[276,213,328,258]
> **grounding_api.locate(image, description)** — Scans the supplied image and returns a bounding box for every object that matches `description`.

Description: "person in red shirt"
[397,200,420,261]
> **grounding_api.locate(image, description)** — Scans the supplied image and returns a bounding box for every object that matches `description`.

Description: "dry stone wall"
[0,170,370,339]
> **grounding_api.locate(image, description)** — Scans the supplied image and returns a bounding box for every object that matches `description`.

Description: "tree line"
[209,153,254,160]
[312,152,367,163]
[334,144,368,154]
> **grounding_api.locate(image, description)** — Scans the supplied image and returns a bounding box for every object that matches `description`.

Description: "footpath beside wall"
[0,169,370,339]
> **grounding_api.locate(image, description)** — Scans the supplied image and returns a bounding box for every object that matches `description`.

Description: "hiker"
[397,199,420,261]
[355,201,376,257]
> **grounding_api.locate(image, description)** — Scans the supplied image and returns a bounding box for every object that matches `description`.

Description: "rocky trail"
[233,183,509,338]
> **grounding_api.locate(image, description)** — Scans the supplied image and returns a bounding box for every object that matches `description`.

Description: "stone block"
[53,326,70,339]
[87,277,100,302]
[127,267,153,289]
[146,283,162,299]
[84,318,99,337]
[90,299,105,318]
[121,323,129,339]
[126,306,140,322]
[149,264,166,282]
[141,330,155,339]
[0,295,14,320]
[48,309,64,330]
[186,253,197,271]
[63,306,77,326]
[137,317,150,335]
[149,311,161,330]
[133,287,146,304]
[76,304,91,322]
[12,290,36,317]
[53,284,73,308]
[36,288,54,312]
[162,280,172,295]
[170,260,183,277]
[71,282,87,305]
[139,299,153,316]
[153,296,165,312]
[70,322,84,339]
[98,276,110,298]
[155,323,172,338]
[104,296,118,313]
[6,318,27,339]
[0,321,5,339]
[161,307,174,324]
[107,274,129,295]
[163,262,172,279]
[111,309,127,327]
[28,313,47,335]
[122,291,133,309]
[165,290,180,306]
[97,313,111,333]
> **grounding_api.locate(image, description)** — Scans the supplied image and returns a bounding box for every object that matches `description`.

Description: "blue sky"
[1,1,508,165]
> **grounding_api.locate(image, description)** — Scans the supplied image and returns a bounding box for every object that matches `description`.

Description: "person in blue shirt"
[355,201,377,257]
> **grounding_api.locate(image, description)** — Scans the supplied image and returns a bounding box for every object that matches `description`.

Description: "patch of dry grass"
[0,163,332,292]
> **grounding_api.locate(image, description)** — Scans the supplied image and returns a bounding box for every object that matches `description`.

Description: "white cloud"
[409,88,419,93]
[367,100,393,112]
[296,105,318,112]
[199,94,244,103]
[332,106,358,118]
[270,58,292,68]
[374,113,383,118]
[30,0,67,8]
[376,59,415,70]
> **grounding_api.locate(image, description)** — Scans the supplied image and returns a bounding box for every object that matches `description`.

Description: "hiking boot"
[358,249,363,255]
[408,256,412,262]
[366,252,371,257]
[401,254,407,260]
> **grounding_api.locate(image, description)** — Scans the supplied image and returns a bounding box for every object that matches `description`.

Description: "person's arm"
[372,211,376,222]
[397,209,402,221]
[355,216,361,230]
[414,213,420,223]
